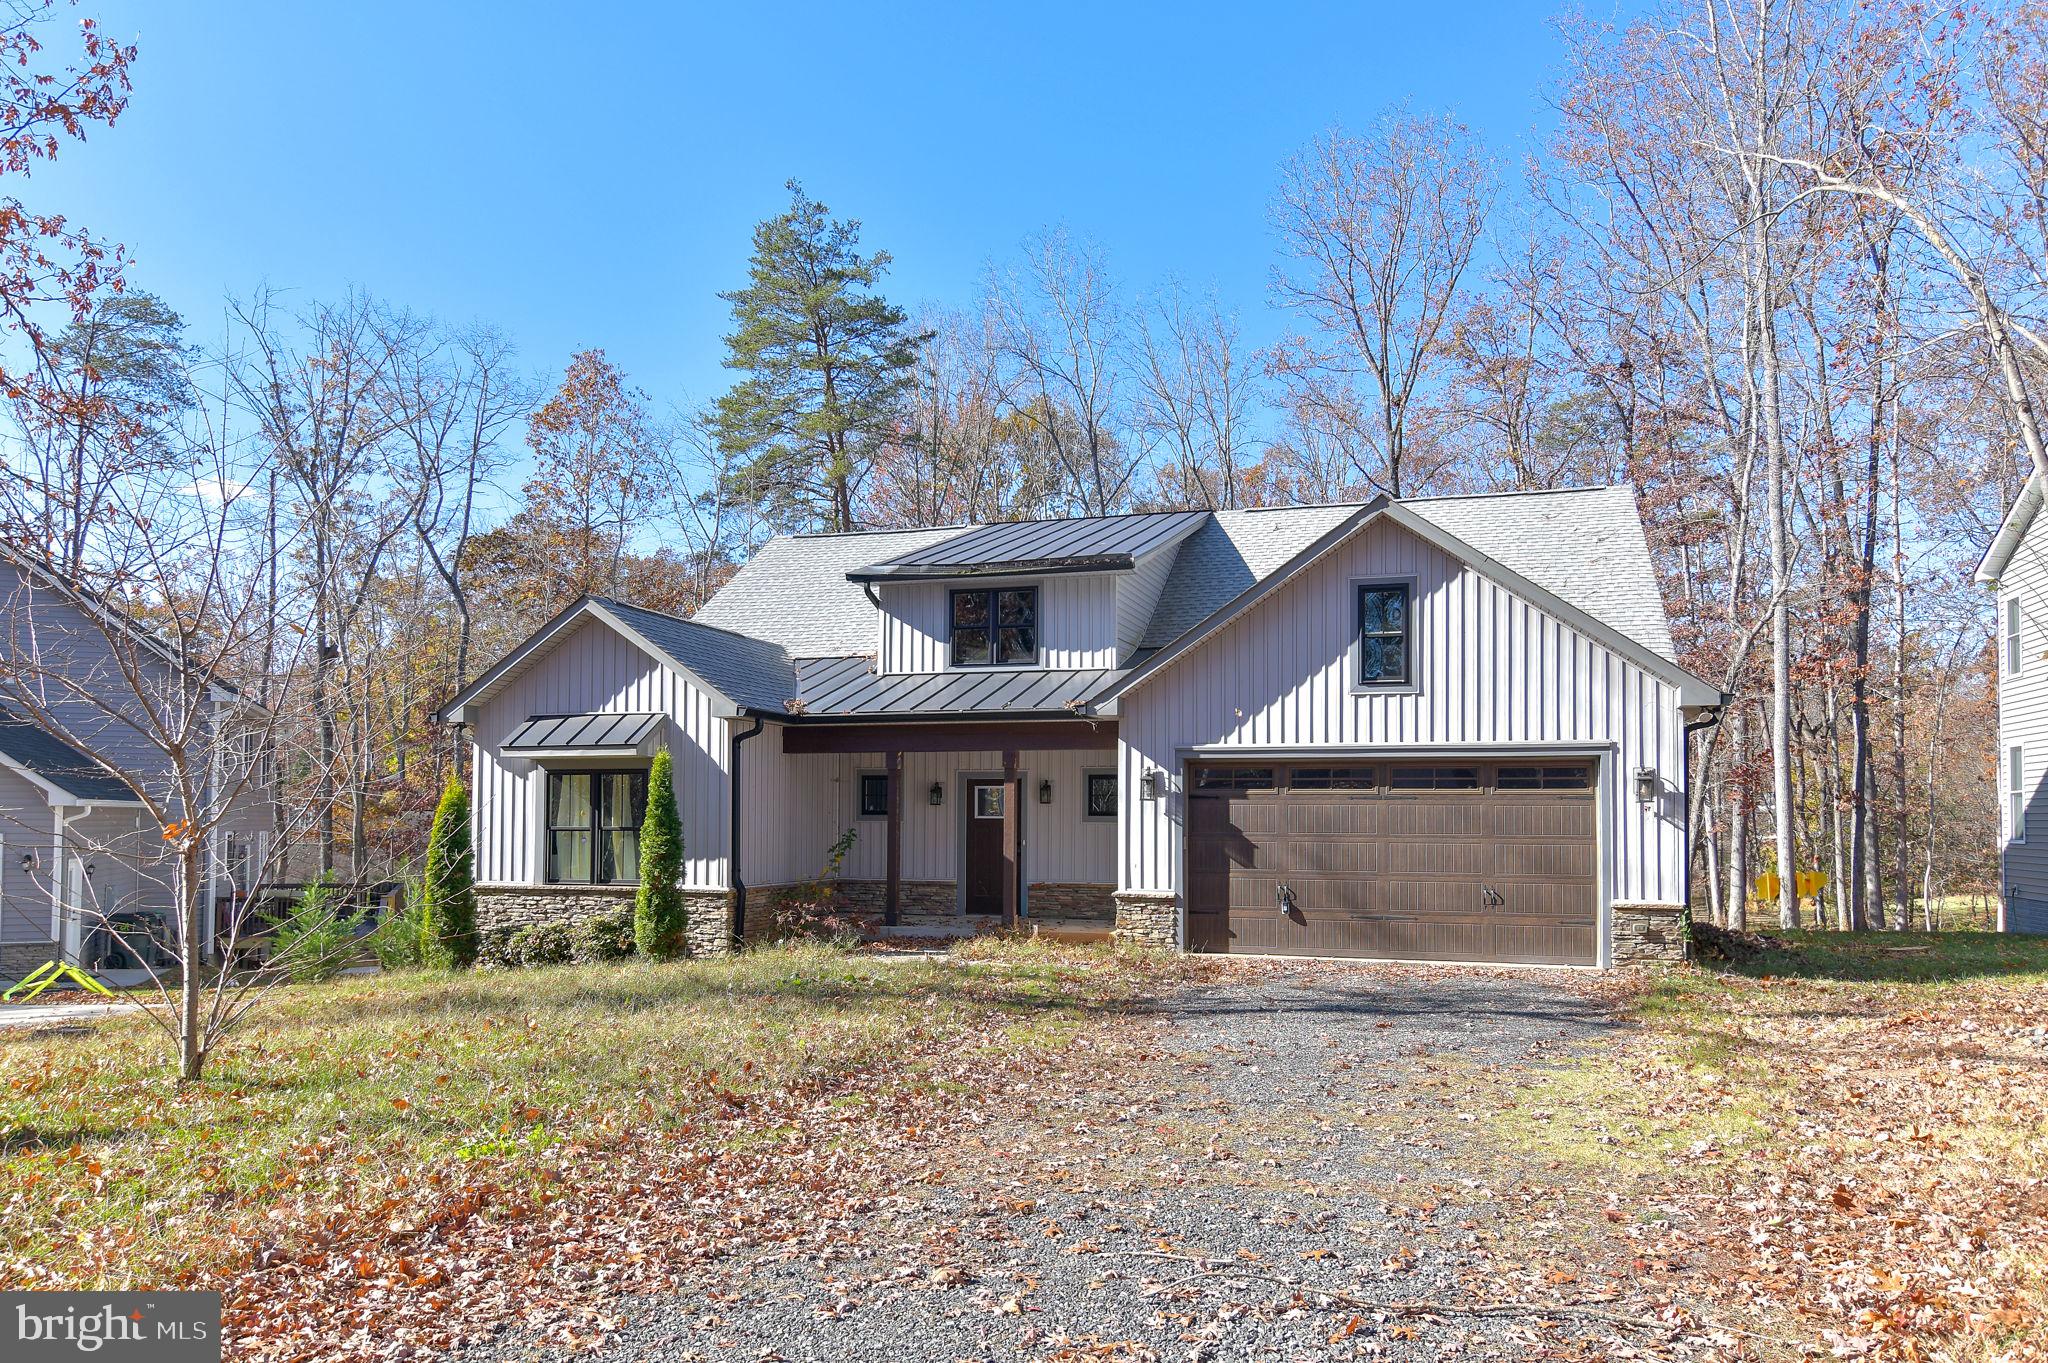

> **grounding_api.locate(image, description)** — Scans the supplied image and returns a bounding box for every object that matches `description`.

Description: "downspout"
[1682,705,1726,917]
[728,714,767,944]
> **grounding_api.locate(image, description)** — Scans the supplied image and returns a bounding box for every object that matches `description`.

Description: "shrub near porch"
[0,941,1203,1357]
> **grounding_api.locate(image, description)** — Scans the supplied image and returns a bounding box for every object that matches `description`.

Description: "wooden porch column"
[1001,748,1020,929]
[884,749,903,927]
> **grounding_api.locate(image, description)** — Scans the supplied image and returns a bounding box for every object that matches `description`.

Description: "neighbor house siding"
[875,576,1120,674]
[0,766,56,944]
[738,735,1115,895]
[1995,533,2048,932]
[470,616,733,890]
[1115,516,1685,918]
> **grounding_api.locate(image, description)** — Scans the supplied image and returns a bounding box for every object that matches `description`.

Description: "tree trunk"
[178,843,205,1082]
[1727,707,1750,932]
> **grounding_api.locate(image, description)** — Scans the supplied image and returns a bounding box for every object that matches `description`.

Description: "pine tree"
[713,180,926,533]
[421,778,477,968]
[634,749,687,959]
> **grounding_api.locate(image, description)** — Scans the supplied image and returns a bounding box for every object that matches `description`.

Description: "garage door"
[1185,760,1598,965]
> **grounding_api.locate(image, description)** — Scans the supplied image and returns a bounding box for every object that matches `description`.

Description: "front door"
[963,779,1012,915]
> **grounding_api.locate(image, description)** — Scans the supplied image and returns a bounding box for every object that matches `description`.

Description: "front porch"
[747,718,1133,942]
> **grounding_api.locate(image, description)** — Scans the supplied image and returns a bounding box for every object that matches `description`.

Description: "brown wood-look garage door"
[1185,761,1598,965]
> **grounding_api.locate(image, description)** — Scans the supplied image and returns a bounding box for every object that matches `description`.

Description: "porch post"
[884,749,902,928]
[1001,749,1020,929]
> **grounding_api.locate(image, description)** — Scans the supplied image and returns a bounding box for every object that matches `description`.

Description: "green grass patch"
[0,940,1166,1289]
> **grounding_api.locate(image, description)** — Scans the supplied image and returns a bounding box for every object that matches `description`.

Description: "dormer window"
[951,587,1038,667]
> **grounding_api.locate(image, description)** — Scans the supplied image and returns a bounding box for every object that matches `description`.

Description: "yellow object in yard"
[1754,871,1780,901]
[1796,870,1828,899]
[1,960,115,1003]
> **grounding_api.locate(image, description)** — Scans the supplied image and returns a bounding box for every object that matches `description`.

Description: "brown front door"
[1186,760,1598,965]
[963,779,1011,915]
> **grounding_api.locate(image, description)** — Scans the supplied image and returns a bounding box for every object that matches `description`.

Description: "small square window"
[858,772,890,819]
[1085,771,1118,819]
[951,587,1037,666]
[974,785,1005,819]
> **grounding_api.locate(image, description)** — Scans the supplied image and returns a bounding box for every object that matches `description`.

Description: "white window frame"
[2010,744,2027,845]
[2007,596,2024,677]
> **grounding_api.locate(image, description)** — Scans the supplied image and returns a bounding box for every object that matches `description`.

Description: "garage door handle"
[1481,884,1503,907]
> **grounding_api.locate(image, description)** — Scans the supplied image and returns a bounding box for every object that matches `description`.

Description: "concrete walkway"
[0,999,142,1030]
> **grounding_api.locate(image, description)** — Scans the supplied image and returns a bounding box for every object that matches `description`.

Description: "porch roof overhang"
[502,711,665,759]
[778,716,1117,755]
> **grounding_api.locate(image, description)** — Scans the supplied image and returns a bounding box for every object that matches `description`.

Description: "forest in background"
[2,0,2042,929]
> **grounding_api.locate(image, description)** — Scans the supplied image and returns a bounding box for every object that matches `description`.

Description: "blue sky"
[42,1,1616,414]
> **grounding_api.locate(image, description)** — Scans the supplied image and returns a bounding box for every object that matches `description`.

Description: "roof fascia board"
[0,748,77,803]
[1976,472,2041,586]
[1089,499,1721,709]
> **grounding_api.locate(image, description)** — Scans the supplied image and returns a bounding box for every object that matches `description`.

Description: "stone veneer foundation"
[1610,901,1689,964]
[474,883,735,957]
[1112,890,1179,948]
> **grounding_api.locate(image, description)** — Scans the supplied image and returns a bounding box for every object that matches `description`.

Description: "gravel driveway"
[476,967,1629,1362]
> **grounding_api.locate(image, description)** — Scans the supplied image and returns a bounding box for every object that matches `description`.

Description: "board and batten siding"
[469,616,733,890]
[738,732,1114,890]
[1116,516,1686,913]
[875,576,1120,673]
[1995,531,2048,933]
[1114,545,1182,664]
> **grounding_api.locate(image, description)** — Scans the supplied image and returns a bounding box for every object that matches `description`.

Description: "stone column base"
[1113,890,1179,949]
[682,890,736,958]
[1611,901,1688,965]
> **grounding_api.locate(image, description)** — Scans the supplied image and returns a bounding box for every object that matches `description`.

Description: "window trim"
[2011,744,2027,846]
[856,769,890,820]
[948,584,1041,669]
[2008,596,2025,677]
[545,768,648,885]
[1350,576,1418,692]
[1082,768,1119,822]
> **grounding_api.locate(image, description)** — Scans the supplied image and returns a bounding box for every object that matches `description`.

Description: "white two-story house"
[441,487,1722,967]
[1978,472,2048,934]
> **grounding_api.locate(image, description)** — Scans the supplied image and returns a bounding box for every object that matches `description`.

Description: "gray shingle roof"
[846,510,1209,581]
[595,599,798,712]
[691,527,965,657]
[792,656,1125,717]
[0,705,138,803]
[1407,487,1676,661]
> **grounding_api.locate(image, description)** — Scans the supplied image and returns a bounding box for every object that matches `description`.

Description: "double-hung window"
[1356,582,1412,686]
[547,770,648,883]
[2011,745,2027,845]
[951,586,1038,667]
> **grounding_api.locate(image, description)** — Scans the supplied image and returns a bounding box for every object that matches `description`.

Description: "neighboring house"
[1977,473,2048,934]
[0,549,274,983]
[443,487,1723,968]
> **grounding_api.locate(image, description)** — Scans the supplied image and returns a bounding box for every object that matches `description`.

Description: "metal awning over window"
[502,712,664,757]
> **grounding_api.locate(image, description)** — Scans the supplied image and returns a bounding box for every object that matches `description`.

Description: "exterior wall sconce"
[928,782,944,807]
[1141,770,1163,801]
[1633,767,1657,807]
[1038,779,1053,805]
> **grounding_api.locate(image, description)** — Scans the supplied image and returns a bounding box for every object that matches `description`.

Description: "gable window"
[858,771,890,819]
[951,587,1038,667]
[2008,597,2024,676]
[1356,582,1412,686]
[1084,770,1118,820]
[547,770,648,883]
[2011,745,2027,845]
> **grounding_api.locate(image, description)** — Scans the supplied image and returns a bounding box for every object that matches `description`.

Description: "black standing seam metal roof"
[790,657,1122,716]
[846,510,1208,579]
[0,706,139,803]
[503,712,664,751]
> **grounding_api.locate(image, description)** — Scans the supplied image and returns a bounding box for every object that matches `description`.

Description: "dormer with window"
[847,511,1208,675]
